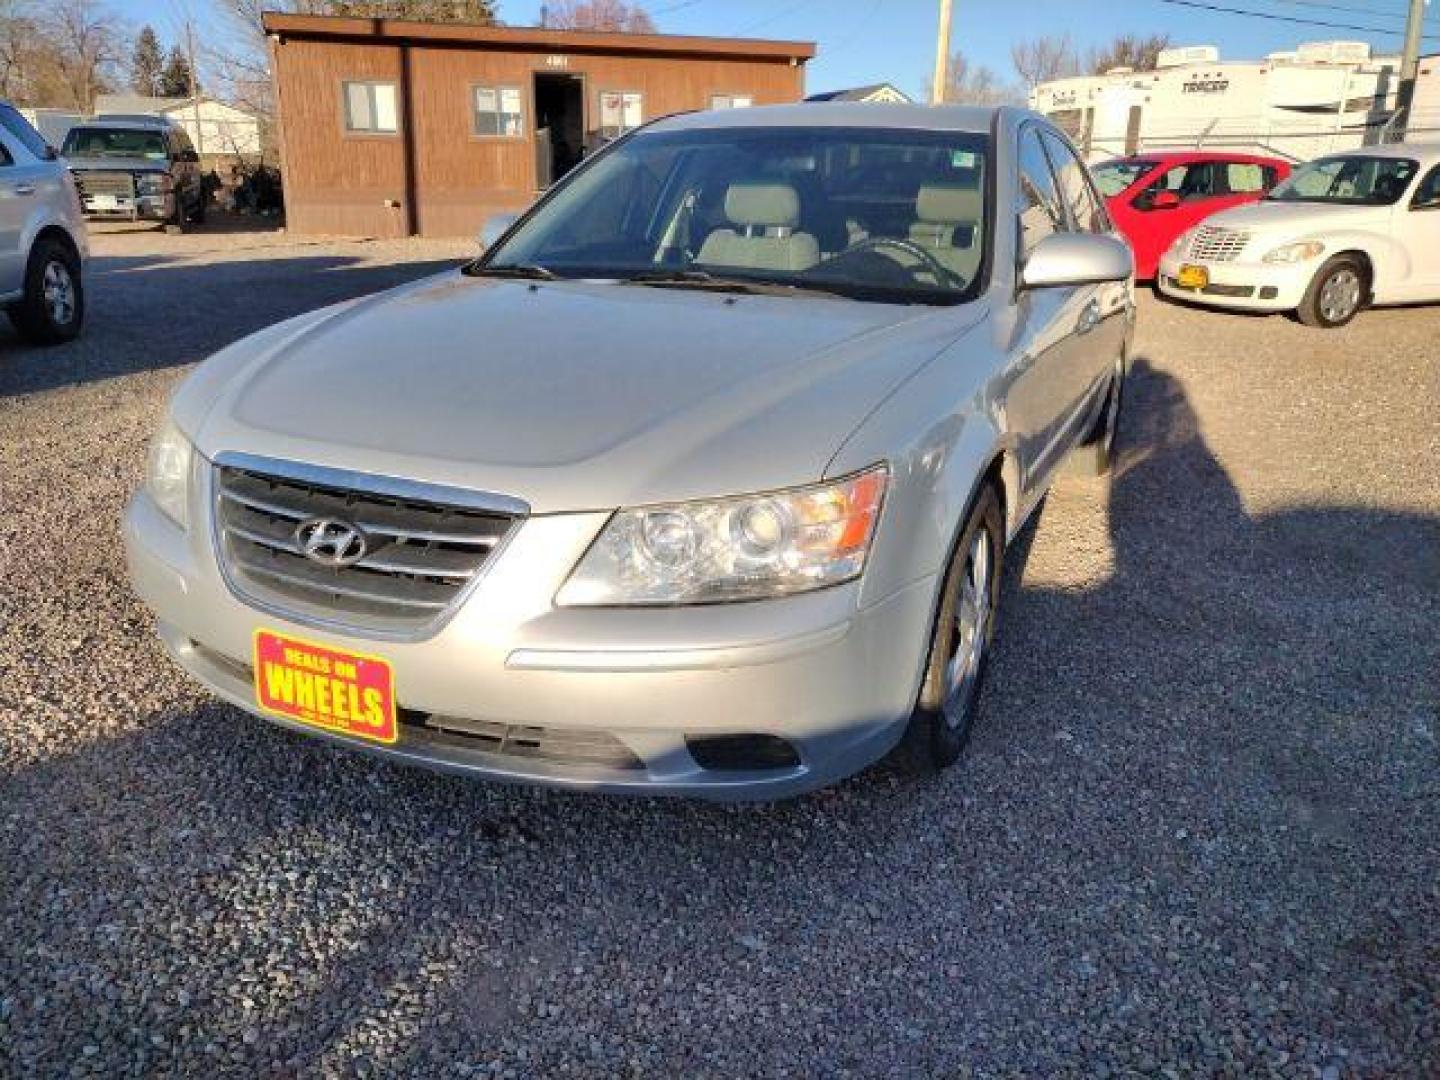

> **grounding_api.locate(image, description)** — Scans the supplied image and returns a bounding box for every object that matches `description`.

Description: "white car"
[1158,143,1440,327]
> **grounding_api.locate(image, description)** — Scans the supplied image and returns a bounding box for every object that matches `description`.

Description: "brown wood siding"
[270,27,808,238]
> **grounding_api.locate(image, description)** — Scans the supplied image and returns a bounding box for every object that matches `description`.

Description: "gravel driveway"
[2,224,1436,1077]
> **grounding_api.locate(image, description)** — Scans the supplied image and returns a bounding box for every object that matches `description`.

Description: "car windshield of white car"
[1092,159,1158,197]
[1265,155,1418,206]
[478,126,991,306]
[61,127,169,161]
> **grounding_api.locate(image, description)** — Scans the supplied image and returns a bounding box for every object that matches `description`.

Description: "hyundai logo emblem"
[294,517,368,568]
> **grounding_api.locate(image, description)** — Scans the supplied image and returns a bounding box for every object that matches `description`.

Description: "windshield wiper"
[470,263,558,280]
[620,269,850,299]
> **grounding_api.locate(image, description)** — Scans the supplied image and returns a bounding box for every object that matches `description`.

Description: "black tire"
[1296,255,1366,329]
[164,194,186,234]
[1069,357,1126,477]
[186,187,207,226]
[895,483,1005,773]
[7,237,83,345]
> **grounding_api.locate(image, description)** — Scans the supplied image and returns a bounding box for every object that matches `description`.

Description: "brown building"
[262,14,816,238]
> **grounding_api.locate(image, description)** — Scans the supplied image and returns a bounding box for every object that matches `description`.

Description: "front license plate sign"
[1177,264,1209,290]
[91,195,119,210]
[252,630,397,744]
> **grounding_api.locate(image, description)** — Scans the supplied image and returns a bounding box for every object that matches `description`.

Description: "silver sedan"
[124,103,1134,799]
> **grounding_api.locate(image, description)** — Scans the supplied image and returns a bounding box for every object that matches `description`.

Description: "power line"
[1153,0,1438,39]
[735,0,818,37]
[1268,0,1440,22]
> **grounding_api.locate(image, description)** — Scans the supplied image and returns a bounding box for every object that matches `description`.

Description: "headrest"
[916,182,982,225]
[725,183,801,228]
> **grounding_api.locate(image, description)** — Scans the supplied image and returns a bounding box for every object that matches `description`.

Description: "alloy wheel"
[943,528,993,729]
[1318,267,1361,324]
[43,261,75,327]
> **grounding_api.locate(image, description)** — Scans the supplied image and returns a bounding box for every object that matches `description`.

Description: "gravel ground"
[1,222,1437,1077]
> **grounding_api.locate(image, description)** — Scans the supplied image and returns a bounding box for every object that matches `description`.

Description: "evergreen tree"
[158,45,194,97]
[131,25,163,96]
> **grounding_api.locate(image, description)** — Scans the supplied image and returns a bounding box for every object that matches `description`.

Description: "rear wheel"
[1297,255,1366,328]
[896,484,1004,772]
[7,237,83,345]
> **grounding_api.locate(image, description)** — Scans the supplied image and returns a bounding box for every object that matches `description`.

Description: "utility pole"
[1395,0,1427,139]
[185,20,203,155]
[931,0,953,105]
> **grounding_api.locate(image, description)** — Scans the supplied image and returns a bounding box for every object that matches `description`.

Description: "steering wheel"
[839,236,966,289]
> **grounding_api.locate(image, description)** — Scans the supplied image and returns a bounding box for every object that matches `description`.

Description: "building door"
[533,73,584,189]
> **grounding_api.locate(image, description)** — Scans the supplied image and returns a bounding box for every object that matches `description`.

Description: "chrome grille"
[214,462,519,634]
[72,170,135,198]
[1187,225,1250,263]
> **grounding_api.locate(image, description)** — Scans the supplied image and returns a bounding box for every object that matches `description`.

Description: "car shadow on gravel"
[3,360,1436,1075]
[0,253,466,399]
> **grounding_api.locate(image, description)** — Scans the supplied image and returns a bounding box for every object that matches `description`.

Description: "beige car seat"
[907,182,983,283]
[697,183,820,273]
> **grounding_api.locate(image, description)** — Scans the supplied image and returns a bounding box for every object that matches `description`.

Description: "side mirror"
[478,212,519,253]
[1020,232,1133,290]
[1149,190,1181,210]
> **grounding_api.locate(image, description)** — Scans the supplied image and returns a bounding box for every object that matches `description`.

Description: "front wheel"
[1297,255,1366,329]
[7,238,84,345]
[896,484,1005,773]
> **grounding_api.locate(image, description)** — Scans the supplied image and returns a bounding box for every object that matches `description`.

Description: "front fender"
[1303,230,1411,298]
[825,314,1009,611]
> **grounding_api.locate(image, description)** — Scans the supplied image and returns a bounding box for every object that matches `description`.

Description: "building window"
[710,93,753,110]
[343,81,398,134]
[598,90,643,139]
[473,85,524,137]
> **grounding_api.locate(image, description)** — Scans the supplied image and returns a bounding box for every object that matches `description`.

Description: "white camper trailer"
[1031,42,1407,163]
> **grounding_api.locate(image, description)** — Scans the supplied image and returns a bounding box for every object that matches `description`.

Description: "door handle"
[13,183,35,196]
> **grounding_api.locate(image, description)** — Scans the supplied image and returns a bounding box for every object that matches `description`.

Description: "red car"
[1091,151,1292,280]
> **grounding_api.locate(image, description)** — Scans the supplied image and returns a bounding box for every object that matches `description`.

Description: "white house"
[92,93,263,157]
[1030,41,1419,163]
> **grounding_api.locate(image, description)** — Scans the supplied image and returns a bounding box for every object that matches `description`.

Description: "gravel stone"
[1,222,1437,1077]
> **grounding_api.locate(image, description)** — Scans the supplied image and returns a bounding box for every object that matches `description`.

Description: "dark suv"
[61,117,204,231]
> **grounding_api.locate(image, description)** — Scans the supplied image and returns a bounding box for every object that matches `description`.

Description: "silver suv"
[0,101,87,344]
[125,105,1133,799]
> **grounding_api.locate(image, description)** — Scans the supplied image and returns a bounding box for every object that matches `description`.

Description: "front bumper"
[123,477,936,800]
[81,193,173,221]
[1156,249,1317,312]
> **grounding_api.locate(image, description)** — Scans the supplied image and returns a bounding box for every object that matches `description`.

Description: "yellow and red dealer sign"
[252,629,397,744]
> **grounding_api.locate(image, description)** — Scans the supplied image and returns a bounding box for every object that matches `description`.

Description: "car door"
[1041,129,1130,442]
[0,120,47,297]
[1403,163,1440,295]
[1003,124,1089,494]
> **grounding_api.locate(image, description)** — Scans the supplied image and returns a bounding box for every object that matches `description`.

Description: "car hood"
[185,273,980,513]
[1204,199,1391,235]
[67,156,169,173]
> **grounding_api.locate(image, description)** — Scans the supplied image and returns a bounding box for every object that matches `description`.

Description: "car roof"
[1318,141,1440,165]
[649,102,1024,135]
[76,116,175,130]
[1103,150,1287,166]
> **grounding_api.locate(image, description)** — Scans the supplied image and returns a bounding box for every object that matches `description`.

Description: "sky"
[118,0,1440,101]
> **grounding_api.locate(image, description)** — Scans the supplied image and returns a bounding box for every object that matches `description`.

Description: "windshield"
[61,127,168,160]
[1091,159,1157,197]
[1266,155,1417,206]
[481,125,990,305]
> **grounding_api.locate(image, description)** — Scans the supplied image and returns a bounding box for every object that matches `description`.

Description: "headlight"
[135,173,172,196]
[1262,241,1325,264]
[145,420,193,528]
[556,466,888,606]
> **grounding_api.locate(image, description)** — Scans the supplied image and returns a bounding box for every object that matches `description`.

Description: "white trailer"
[1031,41,1414,164]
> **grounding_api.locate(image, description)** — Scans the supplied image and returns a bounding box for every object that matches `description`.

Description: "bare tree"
[41,0,124,112]
[1011,33,1080,91]
[931,51,1022,107]
[1087,33,1172,75]
[541,0,656,33]
[0,1,43,103]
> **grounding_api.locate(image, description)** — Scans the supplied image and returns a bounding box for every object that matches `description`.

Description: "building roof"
[93,93,258,121]
[262,13,815,62]
[805,83,911,104]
